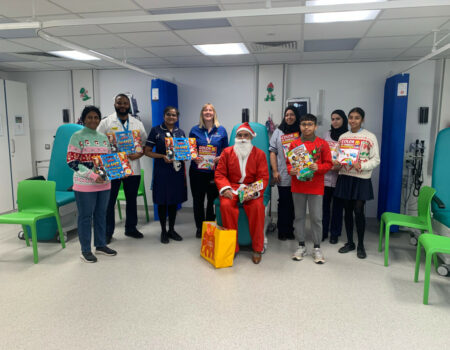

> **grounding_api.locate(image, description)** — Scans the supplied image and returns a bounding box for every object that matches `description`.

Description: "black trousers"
[106,175,140,239]
[189,167,218,230]
[343,199,366,246]
[322,186,343,239]
[277,185,295,239]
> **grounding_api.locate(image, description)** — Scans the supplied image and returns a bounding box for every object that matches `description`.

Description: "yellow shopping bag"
[200,221,236,268]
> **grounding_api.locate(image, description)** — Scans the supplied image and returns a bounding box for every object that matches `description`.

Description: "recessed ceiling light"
[49,50,100,61]
[194,43,249,56]
[305,0,385,23]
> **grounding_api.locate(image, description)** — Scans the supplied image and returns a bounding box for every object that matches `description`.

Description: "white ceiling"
[0,0,449,71]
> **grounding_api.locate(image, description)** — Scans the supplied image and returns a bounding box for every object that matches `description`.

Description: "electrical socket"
[45,144,51,150]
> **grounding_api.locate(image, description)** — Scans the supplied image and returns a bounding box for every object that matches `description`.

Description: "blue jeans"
[75,190,110,252]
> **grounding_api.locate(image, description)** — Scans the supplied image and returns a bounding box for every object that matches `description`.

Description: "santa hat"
[236,122,257,137]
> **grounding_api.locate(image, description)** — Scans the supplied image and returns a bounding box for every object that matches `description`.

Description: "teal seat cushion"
[432,128,450,228]
[55,191,75,207]
[47,124,83,192]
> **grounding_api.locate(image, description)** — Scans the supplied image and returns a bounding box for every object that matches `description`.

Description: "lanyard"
[204,131,211,145]
[118,116,129,132]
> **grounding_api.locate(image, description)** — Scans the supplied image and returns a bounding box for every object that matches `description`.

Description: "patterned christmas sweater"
[337,129,380,179]
[67,127,111,192]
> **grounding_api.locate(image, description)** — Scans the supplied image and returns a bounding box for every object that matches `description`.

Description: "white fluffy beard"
[233,139,253,160]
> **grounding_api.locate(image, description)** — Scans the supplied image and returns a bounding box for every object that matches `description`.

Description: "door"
[0,80,14,213]
[5,80,33,207]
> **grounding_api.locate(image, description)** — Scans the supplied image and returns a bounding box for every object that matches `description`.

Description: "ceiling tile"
[1,61,58,69]
[118,32,187,47]
[99,22,168,33]
[302,50,352,60]
[0,28,37,39]
[43,25,107,37]
[0,52,29,62]
[304,21,372,40]
[0,0,69,18]
[209,54,257,65]
[126,57,171,66]
[48,60,96,69]
[165,56,213,65]
[134,0,218,9]
[10,37,67,51]
[399,47,433,58]
[229,14,302,27]
[350,49,404,59]
[0,39,36,52]
[49,0,141,13]
[254,52,301,64]
[414,32,450,48]
[96,48,154,59]
[355,35,423,50]
[62,34,136,49]
[146,45,200,57]
[379,6,450,20]
[79,10,149,18]
[304,38,359,52]
[175,27,242,44]
[367,17,449,37]
[238,24,302,42]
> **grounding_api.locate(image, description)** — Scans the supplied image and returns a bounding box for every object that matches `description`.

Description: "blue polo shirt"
[189,125,228,172]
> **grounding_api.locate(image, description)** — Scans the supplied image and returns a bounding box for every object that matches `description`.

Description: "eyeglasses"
[166,113,177,117]
[300,122,315,127]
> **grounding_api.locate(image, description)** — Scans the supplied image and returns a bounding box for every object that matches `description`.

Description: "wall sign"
[397,82,408,96]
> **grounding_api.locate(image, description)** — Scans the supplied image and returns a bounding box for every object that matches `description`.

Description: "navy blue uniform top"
[146,123,187,205]
[189,125,229,172]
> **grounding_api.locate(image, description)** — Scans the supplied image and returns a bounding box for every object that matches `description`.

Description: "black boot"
[161,230,169,244]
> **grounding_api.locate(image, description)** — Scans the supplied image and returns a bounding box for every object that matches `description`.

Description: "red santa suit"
[215,144,269,253]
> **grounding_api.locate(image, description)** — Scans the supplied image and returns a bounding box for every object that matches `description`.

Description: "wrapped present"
[200,221,236,268]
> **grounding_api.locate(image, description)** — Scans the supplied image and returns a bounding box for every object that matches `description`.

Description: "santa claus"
[215,122,269,264]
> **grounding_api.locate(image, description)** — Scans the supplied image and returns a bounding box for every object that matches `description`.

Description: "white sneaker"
[312,247,325,264]
[292,245,307,261]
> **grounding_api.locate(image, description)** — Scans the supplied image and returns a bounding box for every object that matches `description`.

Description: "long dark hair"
[330,109,348,141]
[80,105,102,124]
[278,106,300,134]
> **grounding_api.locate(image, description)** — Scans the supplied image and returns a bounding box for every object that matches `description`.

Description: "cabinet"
[0,79,33,213]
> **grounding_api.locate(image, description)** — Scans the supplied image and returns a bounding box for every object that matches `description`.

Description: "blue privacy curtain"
[151,79,179,220]
[377,73,409,226]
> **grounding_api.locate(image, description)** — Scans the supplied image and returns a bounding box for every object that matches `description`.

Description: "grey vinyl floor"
[0,209,449,350]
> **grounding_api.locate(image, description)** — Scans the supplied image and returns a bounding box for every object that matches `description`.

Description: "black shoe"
[338,242,356,253]
[168,230,183,241]
[196,228,202,239]
[125,229,144,239]
[161,231,169,244]
[357,246,367,259]
[278,234,287,241]
[95,246,117,256]
[80,252,97,263]
[286,233,295,240]
[329,236,338,244]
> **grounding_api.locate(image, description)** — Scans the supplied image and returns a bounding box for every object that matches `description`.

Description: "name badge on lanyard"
[205,131,211,145]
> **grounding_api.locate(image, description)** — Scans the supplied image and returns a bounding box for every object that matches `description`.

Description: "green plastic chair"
[0,180,65,263]
[414,233,450,305]
[117,169,150,222]
[378,186,436,266]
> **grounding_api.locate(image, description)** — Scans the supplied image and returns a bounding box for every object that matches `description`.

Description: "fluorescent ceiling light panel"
[305,0,385,23]
[49,50,100,61]
[194,43,249,56]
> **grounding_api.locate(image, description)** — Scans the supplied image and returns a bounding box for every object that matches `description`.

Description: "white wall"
[285,60,436,217]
